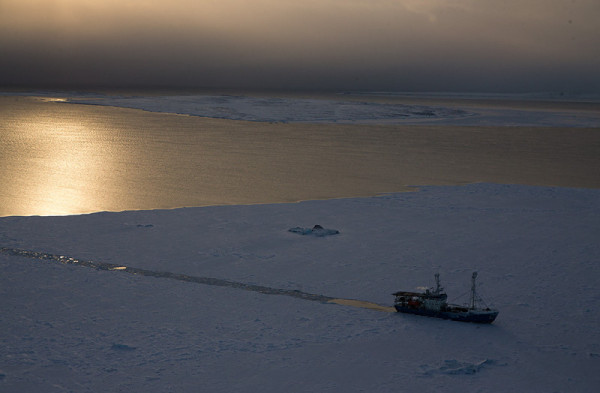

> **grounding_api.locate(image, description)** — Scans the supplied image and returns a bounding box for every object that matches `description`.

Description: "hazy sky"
[1,0,599,92]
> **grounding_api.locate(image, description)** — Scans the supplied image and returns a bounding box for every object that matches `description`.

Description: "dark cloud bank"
[1,1,598,93]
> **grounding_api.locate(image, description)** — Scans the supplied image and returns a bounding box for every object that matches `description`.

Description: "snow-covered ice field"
[67,93,600,127]
[4,90,600,126]
[2,183,599,392]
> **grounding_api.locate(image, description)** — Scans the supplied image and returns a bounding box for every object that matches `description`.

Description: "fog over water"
[1,0,599,92]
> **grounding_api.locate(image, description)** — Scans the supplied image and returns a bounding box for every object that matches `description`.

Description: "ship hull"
[394,305,499,324]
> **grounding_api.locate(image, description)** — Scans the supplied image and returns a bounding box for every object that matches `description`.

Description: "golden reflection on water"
[1,95,599,217]
[0,97,126,216]
[1,95,423,217]
[20,116,106,215]
[39,98,68,103]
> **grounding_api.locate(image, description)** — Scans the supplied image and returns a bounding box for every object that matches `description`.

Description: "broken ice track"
[0,246,394,312]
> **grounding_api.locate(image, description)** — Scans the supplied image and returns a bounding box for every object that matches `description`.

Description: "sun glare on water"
[2,99,120,216]
[19,119,104,215]
[40,98,68,103]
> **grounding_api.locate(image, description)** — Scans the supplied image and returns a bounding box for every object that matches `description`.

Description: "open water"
[1,94,599,217]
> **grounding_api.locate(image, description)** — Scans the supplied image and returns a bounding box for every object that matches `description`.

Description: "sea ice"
[62,93,600,127]
[0,183,599,392]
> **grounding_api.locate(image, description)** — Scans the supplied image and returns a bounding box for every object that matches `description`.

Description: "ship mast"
[469,272,478,309]
[434,273,443,295]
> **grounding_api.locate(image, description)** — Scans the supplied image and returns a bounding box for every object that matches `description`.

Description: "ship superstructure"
[393,272,498,323]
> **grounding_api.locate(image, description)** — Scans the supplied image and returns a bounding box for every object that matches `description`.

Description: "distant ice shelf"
[65,94,600,127]
[66,94,472,124]
[3,91,599,126]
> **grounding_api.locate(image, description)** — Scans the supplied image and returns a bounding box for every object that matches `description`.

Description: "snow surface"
[57,93,600,127]
[1,183,599,392]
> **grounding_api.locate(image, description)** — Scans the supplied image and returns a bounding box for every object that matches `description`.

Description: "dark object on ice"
[288,224,340,237]
[111,343,137,351]
[393,272,499,323]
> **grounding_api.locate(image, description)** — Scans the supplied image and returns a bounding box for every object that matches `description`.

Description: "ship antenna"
[470,272,478,309]
[434,273,443,295]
